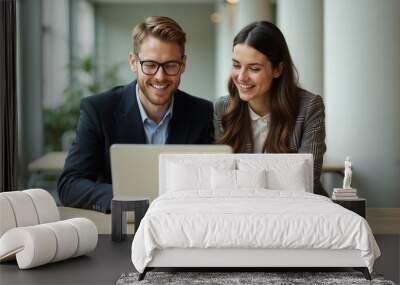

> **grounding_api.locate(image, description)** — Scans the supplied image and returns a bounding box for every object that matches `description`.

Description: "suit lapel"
[167,91,189,144]
[113,81,147,144]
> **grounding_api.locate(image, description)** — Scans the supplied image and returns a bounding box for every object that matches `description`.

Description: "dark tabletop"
[0,235,133,285]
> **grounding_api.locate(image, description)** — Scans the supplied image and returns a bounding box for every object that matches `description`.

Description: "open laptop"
[110,144,232,201]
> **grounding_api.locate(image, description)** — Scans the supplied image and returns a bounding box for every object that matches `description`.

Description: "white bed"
[131,154,380,280]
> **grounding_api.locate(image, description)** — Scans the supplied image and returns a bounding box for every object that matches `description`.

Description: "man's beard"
[137,78,179,106]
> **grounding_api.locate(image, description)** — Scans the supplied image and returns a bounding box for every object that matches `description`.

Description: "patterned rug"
[116,271,396,285]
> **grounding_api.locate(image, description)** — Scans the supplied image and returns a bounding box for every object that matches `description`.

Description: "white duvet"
[131,190,380,273]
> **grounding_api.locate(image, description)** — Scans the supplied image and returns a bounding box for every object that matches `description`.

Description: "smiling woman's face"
[231,44,281,107]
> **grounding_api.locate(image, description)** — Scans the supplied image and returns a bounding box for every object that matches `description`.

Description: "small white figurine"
[343,156,352,189]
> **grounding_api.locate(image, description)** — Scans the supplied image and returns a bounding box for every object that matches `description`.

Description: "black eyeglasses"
[136,55,183,76]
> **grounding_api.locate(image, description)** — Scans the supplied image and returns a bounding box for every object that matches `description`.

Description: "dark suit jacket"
[214,90,328,197]
[57,81,214,212]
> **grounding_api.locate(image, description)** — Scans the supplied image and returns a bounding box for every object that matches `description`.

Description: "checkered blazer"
[214,90,327,196]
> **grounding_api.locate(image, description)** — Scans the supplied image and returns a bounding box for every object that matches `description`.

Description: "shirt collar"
[135,83,174,124]
[248,105,270,122]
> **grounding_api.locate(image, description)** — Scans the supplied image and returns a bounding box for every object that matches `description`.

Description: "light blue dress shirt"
[135,84,173,144]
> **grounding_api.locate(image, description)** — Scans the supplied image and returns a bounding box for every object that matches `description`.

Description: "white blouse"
[249,106,271,153]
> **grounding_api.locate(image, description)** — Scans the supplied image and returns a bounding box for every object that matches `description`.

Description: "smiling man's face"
[130,35,186,108]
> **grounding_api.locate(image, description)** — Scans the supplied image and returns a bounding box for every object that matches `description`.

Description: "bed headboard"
[159,153,314,195]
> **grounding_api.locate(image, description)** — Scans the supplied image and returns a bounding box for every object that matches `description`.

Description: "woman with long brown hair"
[214,21,327,196]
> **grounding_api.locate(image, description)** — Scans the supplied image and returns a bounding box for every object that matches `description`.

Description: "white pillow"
[211,168,236,189]
[167,163,209,191]
[211,168,267,190]
[266,166,307,191]
[236,169,267,189]
[167,160,235,191]
[237,159,310,192]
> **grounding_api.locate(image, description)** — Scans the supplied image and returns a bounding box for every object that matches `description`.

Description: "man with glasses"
[58,16,214,213]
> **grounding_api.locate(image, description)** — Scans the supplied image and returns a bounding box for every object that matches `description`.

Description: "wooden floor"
[373,235,400,284]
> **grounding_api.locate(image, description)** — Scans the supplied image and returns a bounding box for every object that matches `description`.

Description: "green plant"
[43,55,122,151]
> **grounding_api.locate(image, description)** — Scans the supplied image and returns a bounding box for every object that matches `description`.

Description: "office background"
[15,0,399,208]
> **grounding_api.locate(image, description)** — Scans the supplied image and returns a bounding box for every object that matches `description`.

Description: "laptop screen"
[110,144,232,201]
